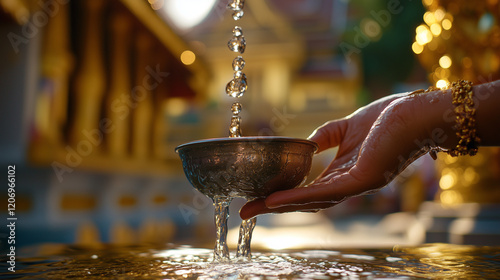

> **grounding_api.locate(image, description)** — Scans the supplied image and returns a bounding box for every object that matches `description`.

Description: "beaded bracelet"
[410,80,480,159]
[446,79,480,157]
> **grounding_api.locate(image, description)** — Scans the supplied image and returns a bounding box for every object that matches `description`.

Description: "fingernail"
[265,201,284,209]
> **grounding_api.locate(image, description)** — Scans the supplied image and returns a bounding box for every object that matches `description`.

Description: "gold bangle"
[409,80,480,159]
[446,79,480,157]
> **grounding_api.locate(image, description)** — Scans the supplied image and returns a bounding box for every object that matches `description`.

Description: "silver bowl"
[175,136,318,200]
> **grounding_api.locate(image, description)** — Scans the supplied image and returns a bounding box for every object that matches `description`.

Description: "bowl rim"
[175,136,318,153]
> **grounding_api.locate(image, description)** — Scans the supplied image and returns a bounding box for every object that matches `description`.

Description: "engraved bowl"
[175,137,318,199]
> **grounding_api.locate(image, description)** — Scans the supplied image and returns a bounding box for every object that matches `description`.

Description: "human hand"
[240,91,448,219]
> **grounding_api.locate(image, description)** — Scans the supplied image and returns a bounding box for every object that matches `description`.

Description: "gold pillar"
[152,54,170,160]
[38,0,73,147]
[106,9,132,157]
[70,0,106,147]
[131,31,154,160]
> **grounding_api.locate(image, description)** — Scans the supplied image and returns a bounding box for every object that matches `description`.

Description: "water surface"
[1,243,499,279]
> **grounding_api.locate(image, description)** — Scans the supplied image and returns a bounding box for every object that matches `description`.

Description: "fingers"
[265,173,353,208]
[308,119,347,153]
[239,198,336,220]
[240,163,386,219]
[239,199,267,219]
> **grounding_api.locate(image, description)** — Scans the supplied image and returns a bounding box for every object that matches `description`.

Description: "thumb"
[308,119,347,153]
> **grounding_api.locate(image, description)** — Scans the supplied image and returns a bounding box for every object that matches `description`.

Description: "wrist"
[407,88,457,151]
[475,80,500,146]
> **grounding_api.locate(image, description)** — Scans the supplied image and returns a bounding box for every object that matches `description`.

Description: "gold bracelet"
[446,79,480,157]
[409,80,480,158]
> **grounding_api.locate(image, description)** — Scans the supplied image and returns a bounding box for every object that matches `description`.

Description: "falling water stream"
[210,0,257,263]
[226,1,247,139]
[212,196,257,261]
[236,216,257,259]
[213,197,231,261]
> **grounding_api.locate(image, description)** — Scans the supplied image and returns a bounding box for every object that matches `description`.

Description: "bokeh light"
[180,50,196,65]
[439,55,452,69]
[436,79,449,89]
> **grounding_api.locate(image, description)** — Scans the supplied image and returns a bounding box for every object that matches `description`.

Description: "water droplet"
[232,56,245,71]
[225,77,247,98]
[229,115,242,137]
[227,0,245,11]
[232,26,243,37]
[232,10,244,20]
[227,36,246,53]
[231,102,242,115]
[234,71,246,81]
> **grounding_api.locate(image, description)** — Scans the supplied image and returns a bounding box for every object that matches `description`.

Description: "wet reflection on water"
[1,243,499,279]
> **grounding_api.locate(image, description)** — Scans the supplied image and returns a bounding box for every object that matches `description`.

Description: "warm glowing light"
[430,23,442,36]
[423,0,434,7]
[463,167,479,185]
[180,50,196,65]
[440,190,463,205]
[165,98,188,117]
[423,11,436,25]
[148,0,164,10]
[432,72,439,82]
[442,19,452,30]
[153,248,212,258]
[415,25,432,45]
[412,42,424,54]
[434,8,445,21]
[436,79,449,89]
[263,235,308,250]
[439,171,455,190]
[160,0,217,30]
[416,24,427,34]
[435,67,450,78]
[439,55,452,68]
[442,154,458,164]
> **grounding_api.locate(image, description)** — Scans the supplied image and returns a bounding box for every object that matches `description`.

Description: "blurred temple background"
[0,0,499,250]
